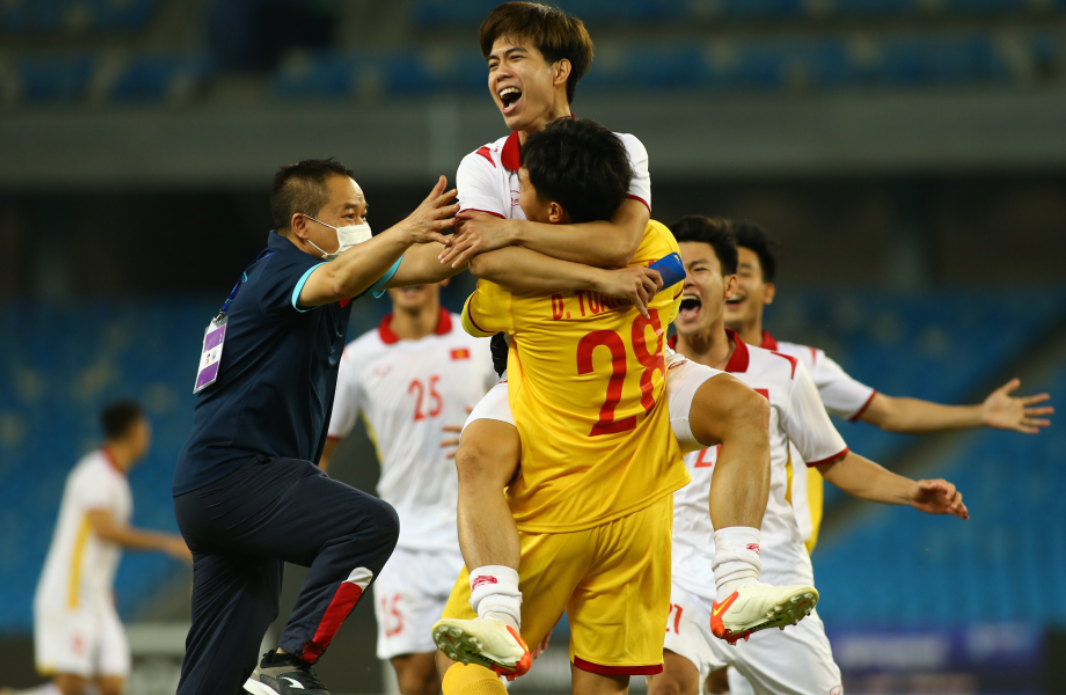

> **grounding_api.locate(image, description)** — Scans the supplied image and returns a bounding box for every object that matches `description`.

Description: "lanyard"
[215,249,276,322]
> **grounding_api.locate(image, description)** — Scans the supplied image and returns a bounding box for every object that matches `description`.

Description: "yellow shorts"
[443,493,673,675]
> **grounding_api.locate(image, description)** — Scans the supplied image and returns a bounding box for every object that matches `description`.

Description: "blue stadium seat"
[108,53,210,102]
[273,52,359,100]
[16,54,95,103]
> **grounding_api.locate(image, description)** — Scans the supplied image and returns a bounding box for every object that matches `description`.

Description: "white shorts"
[462,381,514,433]
[463,352,722,453]
[664,347,724,455]
[663,582,728,685]
[34,605,130,677]
[664,581,841,695]
[373,546,465,660]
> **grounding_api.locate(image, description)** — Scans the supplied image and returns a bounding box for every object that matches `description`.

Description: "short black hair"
[479,2,594,104]
[733,221,780,283]
[101,401,144,440]
[270,158,356,230]
[520,118,632,225]
[669,216,739,276]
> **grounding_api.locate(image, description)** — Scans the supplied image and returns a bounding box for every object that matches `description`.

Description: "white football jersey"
[669,331,848,602]
[456,129,652,220]
[35,449,132,614]
[761,331,876,551]
[328,310,496,552]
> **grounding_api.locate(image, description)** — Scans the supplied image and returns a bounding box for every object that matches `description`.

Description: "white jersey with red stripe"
[760,330,876,551]
[327,310,495,552]
[670,331,848,602]
[35,449,132,615]
[456,129,652,220]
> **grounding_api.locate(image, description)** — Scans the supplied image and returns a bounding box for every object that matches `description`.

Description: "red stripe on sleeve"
[806,446,849,468]
[625,194,651,212]
[849,391,878,422]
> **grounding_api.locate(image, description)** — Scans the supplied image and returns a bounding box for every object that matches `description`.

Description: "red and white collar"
[101,447,126,475]
[667,328,750,373]
[501,131,522,171]
[760,330,778,350]
[378,308,453,345]
[500,114,577,172]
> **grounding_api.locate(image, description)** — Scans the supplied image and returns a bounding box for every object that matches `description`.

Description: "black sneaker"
[244,650,330,695]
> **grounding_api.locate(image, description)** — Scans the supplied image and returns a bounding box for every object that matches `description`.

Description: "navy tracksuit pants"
[173,455,399,695]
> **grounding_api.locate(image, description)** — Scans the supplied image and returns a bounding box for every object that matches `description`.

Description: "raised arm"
[469,246,663,319]
[859,379,1052,434]
[298,177,458,307]
[817,453,969,519]
[88,509,192,561]
[440,198,649,269]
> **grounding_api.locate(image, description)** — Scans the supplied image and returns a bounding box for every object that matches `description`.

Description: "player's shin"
[441,663,508,695]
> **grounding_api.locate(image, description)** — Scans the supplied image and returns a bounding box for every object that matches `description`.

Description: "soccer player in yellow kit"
[434,119,784,695]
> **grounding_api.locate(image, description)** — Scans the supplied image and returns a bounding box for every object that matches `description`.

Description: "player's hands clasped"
[404,175,460,245]
[910,479,969,519]
[439,211,519,268]
[981,378,1053,434]
[594,266,664,320]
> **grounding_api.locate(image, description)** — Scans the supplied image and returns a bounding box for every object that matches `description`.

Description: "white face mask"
[304,215,373,260]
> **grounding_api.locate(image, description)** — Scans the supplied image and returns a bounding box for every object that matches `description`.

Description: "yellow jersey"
[461,220,689,533]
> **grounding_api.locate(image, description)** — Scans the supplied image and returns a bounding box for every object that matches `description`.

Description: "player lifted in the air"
[319,282,496,695]
[29,402,190,695]
[433,118,817,695]
[433,116,690,695]
[649,217,969,695]
[431,5,814,679]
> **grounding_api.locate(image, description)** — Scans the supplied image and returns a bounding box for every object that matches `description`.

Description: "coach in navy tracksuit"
[173,159,459,695]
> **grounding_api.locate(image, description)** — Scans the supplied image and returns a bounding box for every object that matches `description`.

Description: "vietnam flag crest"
[450,348,471,360]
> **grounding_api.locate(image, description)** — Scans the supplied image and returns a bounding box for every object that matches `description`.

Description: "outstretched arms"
[860,379,1052,434]
[817,453,969,519]
[298,176,458,307]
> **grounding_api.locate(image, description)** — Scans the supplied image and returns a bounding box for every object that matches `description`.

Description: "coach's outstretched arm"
[441,197,649,269]
[298,176,458,307]
[818,453,970,519]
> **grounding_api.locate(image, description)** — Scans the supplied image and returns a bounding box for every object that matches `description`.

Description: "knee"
[95,677,126,695]
[53,675,88,695]
[372,498,400,547]
[396,659,439,695]
[648,673,684,695]
[454,441,514,489]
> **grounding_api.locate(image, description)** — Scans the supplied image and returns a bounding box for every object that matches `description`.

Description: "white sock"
[469,565,522,631]
[711,527,763,603]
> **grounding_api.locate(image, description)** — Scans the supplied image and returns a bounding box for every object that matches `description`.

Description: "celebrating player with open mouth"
[724,221,1053,554]
[430,4,817,685]
[651,217,969,695]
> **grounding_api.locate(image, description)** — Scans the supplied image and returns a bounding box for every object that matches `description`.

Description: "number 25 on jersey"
[409,376,442,421]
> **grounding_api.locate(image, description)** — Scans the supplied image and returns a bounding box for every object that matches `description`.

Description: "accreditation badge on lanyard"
[193,249,276,394]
